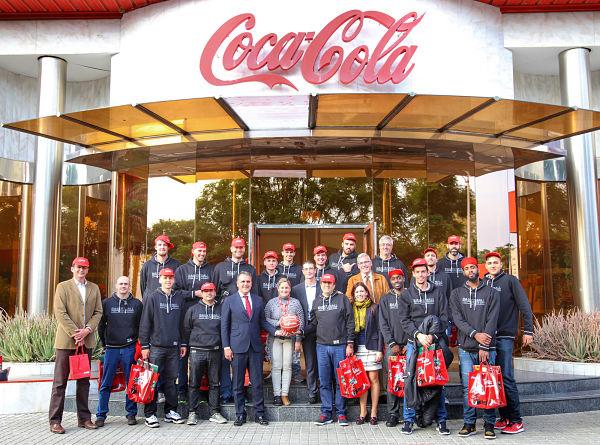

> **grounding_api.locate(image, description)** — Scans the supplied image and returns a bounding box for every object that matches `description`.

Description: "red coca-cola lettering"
[200,10,424,90]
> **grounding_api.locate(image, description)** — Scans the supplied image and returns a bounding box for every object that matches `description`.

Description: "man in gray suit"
[292,261,322,404]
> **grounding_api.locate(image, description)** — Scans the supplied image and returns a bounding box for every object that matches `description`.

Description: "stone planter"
[0,360,99,415]
[514,356,600,377]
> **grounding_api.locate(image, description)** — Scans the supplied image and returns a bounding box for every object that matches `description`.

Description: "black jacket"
[98,293,143,348]
[257,270,281,303]
[139,288,189,349]
[484,271,534,339]
[314,265,346,292]
[183,300,222,350]
[373,255,409,287]
[291,281,322,327]
[277,263,304,287]
[140,255,181,300]
[437,253,467,290]
[427,264,453,301]
[450,282,499,352]
[353,304,383,352]
[308,291,355,345]
[174,259,214,322]
[378,290,408,348]
[328,250,359,278]
[212,257,258,300]
[398,282,449,344]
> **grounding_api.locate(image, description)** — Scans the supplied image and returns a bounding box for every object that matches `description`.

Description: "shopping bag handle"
[75,345,86,355]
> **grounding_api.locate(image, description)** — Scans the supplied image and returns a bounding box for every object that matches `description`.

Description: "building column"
[27,56,66,315]
[559,48,600,312]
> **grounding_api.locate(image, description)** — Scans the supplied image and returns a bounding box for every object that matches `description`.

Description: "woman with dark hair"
[351,282,384,425]
[264,277,304,406]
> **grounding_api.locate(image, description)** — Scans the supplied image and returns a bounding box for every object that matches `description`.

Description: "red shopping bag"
[68,346,91,380]
[134,341,142,361]
[416,346,449,387]
[126,359,160,404]
[449,324,458,348]
[387,355,406,397]
[97,361,127,392]
[467,363,507,409]
[336,355,370,399]
[199,373,209,391]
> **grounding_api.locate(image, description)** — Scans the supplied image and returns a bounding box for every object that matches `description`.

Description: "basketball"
[279,314,301,334]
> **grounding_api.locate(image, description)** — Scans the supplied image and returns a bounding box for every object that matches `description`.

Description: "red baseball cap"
[313,245,327,255]
[423,247,437,256]
[155,235,174,250]
[321,273,336,283]
[411,258,428,269]
[159,268,175,277]
[388,269,404,278]
[282,243,296,252]
[263,250,279,260]
[461,257,478,269]
[447,235,461,244]
[192,241,207,251]
[200,282,216,291]
[485,251,502,261]
[72,257,90,267]
[231,237,246,248]
[343,233,356,242]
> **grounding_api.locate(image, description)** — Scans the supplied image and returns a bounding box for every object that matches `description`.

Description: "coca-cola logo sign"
[200,9,424,90]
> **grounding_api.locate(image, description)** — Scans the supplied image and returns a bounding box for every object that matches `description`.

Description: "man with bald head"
[96,276,143,426]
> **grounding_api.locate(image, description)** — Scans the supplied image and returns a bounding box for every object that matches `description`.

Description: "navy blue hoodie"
[277,263,304,287]
[183,300,222,350]
[212,257,258,300]
[437,252,467,290]
[398,282,449,344]
[373,254,409,287]
[139,288,189,350]
[379,289,408,348]
[140,255,181,300]
[314,265,346,293]
[328,250,359,278]
[257,270,281,303]
[450,282,499,352]
[98,293,143,348]
[174,259,214,319]
[484,271,534,339]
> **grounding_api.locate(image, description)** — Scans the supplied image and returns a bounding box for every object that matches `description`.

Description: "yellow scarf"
[353,298,371,333]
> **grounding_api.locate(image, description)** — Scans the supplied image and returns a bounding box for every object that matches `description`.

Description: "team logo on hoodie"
[159,302,180,311]
[187,272,210,281]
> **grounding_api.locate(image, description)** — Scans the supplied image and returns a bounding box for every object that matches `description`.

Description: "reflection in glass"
[0,181,22,315]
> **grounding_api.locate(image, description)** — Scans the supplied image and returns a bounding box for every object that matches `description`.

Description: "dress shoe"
[281,395,290,406]
[127,415,137,426]
[255,416,269,426]
[95,418,105,428]
[273,396,283,406]
[50,423,65,434]
[78,419,97,430]
[385,415,399,427]
[233,416,247,426]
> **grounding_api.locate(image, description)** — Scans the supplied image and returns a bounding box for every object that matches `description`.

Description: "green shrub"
[0,310,103,362]
[525,309,600,363]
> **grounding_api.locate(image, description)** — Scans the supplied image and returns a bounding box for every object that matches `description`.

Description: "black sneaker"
[401,421,414,435]
[437,421,450,435]
[273,396,283,406]
[126,416,137,426]
[484,423,496,440]
[385,415,399,427]
[458,424,477,437]
[314,414,333,426]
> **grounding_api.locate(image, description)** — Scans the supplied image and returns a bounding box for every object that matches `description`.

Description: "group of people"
[48,232,534,441]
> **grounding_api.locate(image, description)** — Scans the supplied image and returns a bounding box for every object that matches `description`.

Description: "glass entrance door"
[248,223,377,270]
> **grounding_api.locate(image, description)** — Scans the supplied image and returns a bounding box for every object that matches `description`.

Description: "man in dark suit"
[292,261,322,404]
[221,271,277,426]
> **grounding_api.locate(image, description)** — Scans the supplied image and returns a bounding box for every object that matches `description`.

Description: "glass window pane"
[317,93,405,127]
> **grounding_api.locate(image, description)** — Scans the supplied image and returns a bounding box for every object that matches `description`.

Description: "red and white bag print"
[416,346,449,387]
[336,355,371,398]
[387,355,406,397]
[467,363,507,409]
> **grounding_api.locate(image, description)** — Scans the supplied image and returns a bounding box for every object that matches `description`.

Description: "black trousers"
[49,348,92,424]
[189,348,222,415]
[232,348,264,418]
[302,332,319,398]
[144,346,179,417]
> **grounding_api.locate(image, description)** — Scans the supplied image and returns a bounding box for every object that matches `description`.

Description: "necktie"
[364,275,374,295]
[243,294,252,318]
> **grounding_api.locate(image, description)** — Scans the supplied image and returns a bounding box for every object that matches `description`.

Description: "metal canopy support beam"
[437,97,499,133]
[59,114,143,146]
[28,56,66,315]
[133,103,191,136]
[559,47,600,312]
[308,94,318,129]
[215,97,249,131]
[376,93,416,130]
[496,108,576,137]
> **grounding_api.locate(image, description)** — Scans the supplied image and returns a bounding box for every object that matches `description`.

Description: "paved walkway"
[1,411,597,445]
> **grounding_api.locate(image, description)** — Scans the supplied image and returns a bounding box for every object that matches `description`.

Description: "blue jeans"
[177,351,189,398]
[316,343,347,418]
[220,359,233,401]
[459,348,496,425]
[403,342,448,424]
[496,338,522,422]
[97,344,137,419]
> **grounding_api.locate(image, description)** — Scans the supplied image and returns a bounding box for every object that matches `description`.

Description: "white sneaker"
[164,410,185,424]
[158,392,166,404]
[145,415,159,428]
[209,413,227,424]
[187,413,198,425]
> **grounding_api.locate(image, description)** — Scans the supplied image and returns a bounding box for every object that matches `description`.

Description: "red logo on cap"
[231,237,246,248]
[313,245,327,255]
[201,282,216,291]
[320,273,336,283]
[159,268,175,277]
[263,250,279,260]
[282,243,296,252]
[72,257,90,267]
[447,235,461,244]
